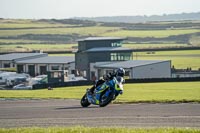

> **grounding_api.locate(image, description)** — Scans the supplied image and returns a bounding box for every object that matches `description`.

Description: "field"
[0,44,76,52]
[123,43,188,49]
[0,127,199,133]
[0,82,199,103]
[1,19,199,70]
[1,19,200,132]
[1,27,199,38]
[0,26,119,37]
[101,29,200,38]
[0,19,200,53]
[0,43,191,53]
[0,19,200,99]
[132,50,200,70]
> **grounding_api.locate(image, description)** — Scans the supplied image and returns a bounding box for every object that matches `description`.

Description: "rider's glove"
[119,90,123,95]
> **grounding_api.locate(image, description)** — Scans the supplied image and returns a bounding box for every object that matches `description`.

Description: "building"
[91,60,171,79]
[0,53,47,68]
[75,37,172,80]
[75,37,133,79]
[16,56,75,76]
[1,37,172,80]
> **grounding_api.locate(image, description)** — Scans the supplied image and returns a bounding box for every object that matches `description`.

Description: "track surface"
[0,99,199,128]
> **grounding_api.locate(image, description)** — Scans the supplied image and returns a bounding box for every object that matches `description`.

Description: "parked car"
[0,72,16,84]
[29,75,47,85]
[13,84,32,90]
[6,73,30,87]
[6,77,27,87]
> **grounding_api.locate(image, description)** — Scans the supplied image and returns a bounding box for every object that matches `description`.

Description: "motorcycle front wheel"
[80,94,91,107]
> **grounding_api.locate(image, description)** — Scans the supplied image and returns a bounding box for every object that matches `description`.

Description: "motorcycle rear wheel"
[99,91,115,107]
[80,94,91,107]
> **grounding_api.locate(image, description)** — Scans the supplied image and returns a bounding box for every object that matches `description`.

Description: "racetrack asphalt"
[0,99,199,128]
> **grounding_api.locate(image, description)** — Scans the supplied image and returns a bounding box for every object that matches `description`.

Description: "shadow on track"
[55,106,98,110]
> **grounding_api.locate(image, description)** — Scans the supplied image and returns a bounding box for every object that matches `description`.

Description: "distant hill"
[74,12,200,23]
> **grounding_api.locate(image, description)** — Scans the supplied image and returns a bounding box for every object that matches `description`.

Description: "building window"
[111,53,117,61]
[51,72,61,78]
[71,70,76,74]
[111,53,132,61]
[51,66,59,70]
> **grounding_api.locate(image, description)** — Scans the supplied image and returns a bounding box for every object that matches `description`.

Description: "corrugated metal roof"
[78,37,126,42]
[0,53,47,61]
[16,56,75,64]
[94,60,170,69]
[85,47,133,52]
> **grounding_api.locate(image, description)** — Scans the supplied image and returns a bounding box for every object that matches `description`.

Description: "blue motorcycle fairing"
[87,77,122,105]
[87,91,97,105]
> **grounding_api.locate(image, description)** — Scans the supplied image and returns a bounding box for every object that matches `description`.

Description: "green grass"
[0,19,76,28]
[135,56,200,70]
[0,39,43,44]
[0,85,85,99]
[0,26,119,36]
[0,44,77,52]
[0,22,74,29]
[118,82,200,103]
[1,19,200,38]
[123,43,188,49]
[133,50,200,70]
[0,43,189,53]
[0,82,200,103]
[101,29,200,38]
[134,50,200,55]
[0,67,16,72]
[0,127,199,133]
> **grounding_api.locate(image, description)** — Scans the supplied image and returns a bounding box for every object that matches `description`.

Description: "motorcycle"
[80,76,124,107]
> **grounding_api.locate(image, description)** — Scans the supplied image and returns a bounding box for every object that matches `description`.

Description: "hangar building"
[16,56,75,76]
[0,53,75,77]
[91,60,171,79]
[0,53,47,68]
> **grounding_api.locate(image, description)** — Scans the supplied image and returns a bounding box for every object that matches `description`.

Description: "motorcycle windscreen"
[115,76,124,91]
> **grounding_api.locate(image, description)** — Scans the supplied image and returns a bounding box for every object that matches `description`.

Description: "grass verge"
[0,82,199,103]
[0,127,199,133]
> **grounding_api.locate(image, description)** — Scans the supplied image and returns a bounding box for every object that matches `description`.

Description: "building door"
[17,65,24,73]
[91,71,96,81]
[40,66,47,75]
[3,63,10,68]
[28,65,35,77]
[98,69,103,79]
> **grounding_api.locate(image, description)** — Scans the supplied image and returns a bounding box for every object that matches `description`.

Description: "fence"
[33,80,94,89]
[125,77,200,83]
[32,77,200,89]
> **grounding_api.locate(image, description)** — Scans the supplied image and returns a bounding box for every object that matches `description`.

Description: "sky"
[0,0,200,19]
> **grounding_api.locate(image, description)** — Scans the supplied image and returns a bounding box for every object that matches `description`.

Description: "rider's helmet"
[116,68,125,77]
